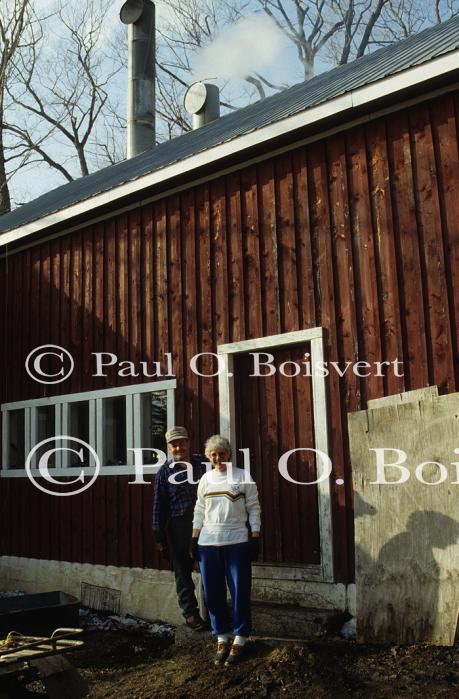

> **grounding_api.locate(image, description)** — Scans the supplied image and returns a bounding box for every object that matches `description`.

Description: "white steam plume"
[192,14,284,82]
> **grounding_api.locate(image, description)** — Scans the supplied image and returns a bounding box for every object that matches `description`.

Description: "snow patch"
[341,617,357,639]
[79,608,174,637]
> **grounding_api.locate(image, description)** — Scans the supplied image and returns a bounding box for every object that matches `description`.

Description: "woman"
[191,434,261,666]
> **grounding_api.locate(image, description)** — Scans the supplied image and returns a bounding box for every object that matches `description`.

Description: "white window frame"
[1,379,176,477]
[218,328,334,583]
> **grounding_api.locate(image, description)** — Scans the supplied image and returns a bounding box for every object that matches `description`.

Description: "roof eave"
[2,48,459,249]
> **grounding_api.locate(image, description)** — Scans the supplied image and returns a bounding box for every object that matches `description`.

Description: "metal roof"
[2,15,459,236]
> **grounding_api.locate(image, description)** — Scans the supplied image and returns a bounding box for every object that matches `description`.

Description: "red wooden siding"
[1,92,459,583]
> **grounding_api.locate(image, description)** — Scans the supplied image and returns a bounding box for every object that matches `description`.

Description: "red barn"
[1,17,459,631]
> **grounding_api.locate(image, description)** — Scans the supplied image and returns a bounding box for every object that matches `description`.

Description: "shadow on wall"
[356,503,459,645]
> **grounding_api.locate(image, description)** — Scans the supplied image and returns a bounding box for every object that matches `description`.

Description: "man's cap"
[165,426,189,443]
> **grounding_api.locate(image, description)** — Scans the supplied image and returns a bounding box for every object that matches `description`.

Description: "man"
[152,426,207,630]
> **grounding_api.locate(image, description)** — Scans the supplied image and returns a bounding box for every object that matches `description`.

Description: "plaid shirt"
[152,454,207,542]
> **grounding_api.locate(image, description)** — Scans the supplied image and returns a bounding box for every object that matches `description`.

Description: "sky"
[8,0,302,205]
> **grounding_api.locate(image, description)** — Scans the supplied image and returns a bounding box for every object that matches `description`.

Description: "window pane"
[141,391,167,464]
[104,396,126,465]
[9,410,25,470]
[36,405,56,468]
[69,401,90,467]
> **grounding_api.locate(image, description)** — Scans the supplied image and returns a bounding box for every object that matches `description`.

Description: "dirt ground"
[10,624,458,699]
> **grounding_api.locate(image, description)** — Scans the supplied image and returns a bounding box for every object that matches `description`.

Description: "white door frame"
[218,328,334,583]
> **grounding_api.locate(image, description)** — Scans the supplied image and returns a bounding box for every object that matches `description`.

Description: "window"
[1,379,176,477]
[103,396,127,466]
[139,390,167,464]
[35,405,57,468]
[8,409,25,470]
[68,401,90,467]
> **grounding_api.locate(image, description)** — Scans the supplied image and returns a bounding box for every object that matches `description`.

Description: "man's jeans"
[169,515,199,619]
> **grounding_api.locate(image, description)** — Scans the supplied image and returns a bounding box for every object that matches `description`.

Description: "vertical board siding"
[196,184,217,441]
[258,160,280,337]
[155,201,168,388]
[366,122,405,398]
[181,191,200,442]
[346,129,384,404]
[410,107,455,393]
[1,92,459,582]
[168,195,184,425]
[275,154,299,333]
[227,172,245,343]
[386,113,429,390]
[117,214,129,388]
[432,96,459,389]
[308,140,349,579]
[242,167,263,339]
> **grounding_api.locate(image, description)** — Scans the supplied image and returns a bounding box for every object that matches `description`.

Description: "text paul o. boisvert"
[91,352,404,378]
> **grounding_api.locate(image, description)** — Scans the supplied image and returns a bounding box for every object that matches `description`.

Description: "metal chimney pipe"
[184,82,220,130]
[120,0,155,158]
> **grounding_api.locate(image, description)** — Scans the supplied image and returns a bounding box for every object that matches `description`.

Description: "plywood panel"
[349,392,459,645]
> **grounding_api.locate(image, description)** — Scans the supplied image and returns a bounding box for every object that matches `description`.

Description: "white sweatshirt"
[193,467,261,546]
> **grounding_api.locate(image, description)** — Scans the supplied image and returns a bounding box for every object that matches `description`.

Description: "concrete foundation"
[0,557,355,638]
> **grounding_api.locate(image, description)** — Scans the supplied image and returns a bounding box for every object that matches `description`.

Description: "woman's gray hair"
[204,434,232,459]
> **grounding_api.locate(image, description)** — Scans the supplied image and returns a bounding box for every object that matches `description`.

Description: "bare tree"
[381,0,459,41]
[150,0,459,141]
[153,1,248,139]
[255,0,343,80]
[3,0,459,209]
[0,0,36,214]
[272,0,459,69]
[6,0,123,187]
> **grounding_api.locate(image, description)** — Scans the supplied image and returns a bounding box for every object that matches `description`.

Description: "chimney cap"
[120,0,144,25]
[184,82,209,115]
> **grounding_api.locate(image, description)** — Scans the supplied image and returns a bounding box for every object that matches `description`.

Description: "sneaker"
[185,613,206,631]
[214,641,230,665]
[224,643,246,666]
